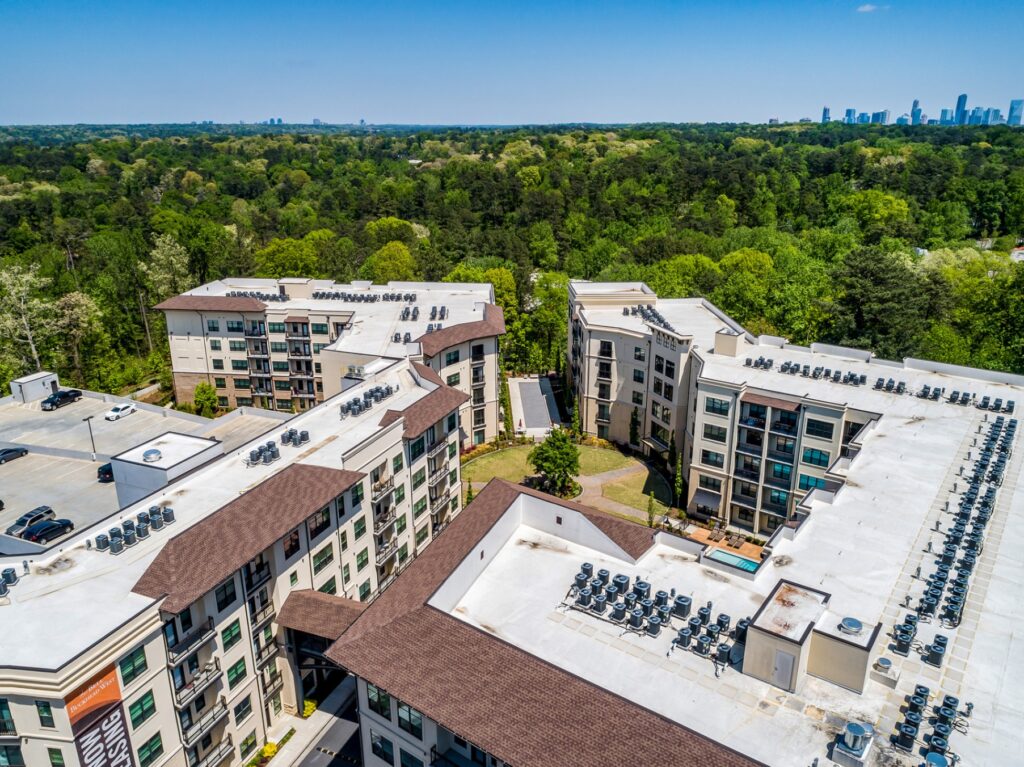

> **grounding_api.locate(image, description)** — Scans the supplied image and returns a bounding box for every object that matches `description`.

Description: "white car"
[104,403,137,421]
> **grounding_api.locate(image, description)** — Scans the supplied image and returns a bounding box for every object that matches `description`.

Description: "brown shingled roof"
[417,303,505,357]
[411,361,443,386]
[277,590,366,641]
[154,295,266,312]
[378,386,469,439]
[133,464,364,613]
[326,480,760,767]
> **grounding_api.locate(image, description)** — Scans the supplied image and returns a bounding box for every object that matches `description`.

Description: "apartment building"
[0,357,468,767]
[156,278,505,448]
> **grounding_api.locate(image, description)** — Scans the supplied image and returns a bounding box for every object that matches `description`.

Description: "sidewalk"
[269,675,357,765]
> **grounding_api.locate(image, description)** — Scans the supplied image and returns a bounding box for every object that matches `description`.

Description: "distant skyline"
[1,0,1021,125]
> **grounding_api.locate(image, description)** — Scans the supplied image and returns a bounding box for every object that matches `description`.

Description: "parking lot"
[0,453,118,544]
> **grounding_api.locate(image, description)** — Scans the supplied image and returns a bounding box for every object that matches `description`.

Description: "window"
[227,658,247,689]
[415,525,429,546]
[770,462,792,481]
[400,750,425,767]
[0,747,25,767]
[597,382,610,400]
[447,413,457,433]
[240,730,257,758]
[342,563,351,584]
[137,733,163,767]
[474,429,485,445]
[234,378,250,389]
[214,377,226,388]
[367,683,391,717]
[356,548,369,572]
[768,489,789,507]
[398,543,409,564]
[445,350,460,366]
[319,577,337,595]
[119,646,148,686]
[412,468,426,489]
[129,691,156,729]
[597,403,610,422]
[272,360,289,371]
[308,507,331,539]
[276,399,292,410]
[212,359,224,370]
[354,515,367,539]
[397,702,423,739]
[209,339,221,351]
[446,372,460,386]
[634,346,646,362]
[448,441,457,459]
[229,339,246,351]
[236,397,253,407]
[413,497,427,518]
[371,730,395,765]
[396,514,407,534]
[312,543,334,574]
[270,341,287,353]
[705,397,730,416]
[665,359,676,378]
[48,749,65,767]
[352,483,364,505]
[663,383,674,402]
[227,320,244,333]
[632,369,644,384]
[394,484,406,504]
[311,323,329,334]
[231,359,248,371]
[217,396,229,407]
[598,340,613,358]
[339,530,348,551]
[289,571,298,587]
[799,474,827,491]
[215,578,237,611]
[449,469,458,487]
[701,449,724,468]
[274,380,291,391]
[268,322,286,334]
[655,355,664,373]
[359,580,371,600]
[699,475,722,492]
[802,448,831,467]
[597,361,612,379]
[805,419,834,440]
[393,454,404,473]
[207,320,220,332]
[233,696,252,724]
[703,424,727,443]
[472,408,485,427]
[410,437,425,461]
[653,378,662,396]
[221,619,242,651]
[35,701,54,728]
[632,391,644,406]
[284,529,301,559]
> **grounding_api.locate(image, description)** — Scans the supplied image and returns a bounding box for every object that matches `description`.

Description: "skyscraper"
[969,106,984,125]
[845,108,857,124]
[911,99,922,126]
[821,106,831,124]
[940,108,954,125]
[857,112,870,124]
[1009,100,1024,127]
[955,93,969,125]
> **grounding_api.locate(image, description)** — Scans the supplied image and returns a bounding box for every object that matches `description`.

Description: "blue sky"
[1,0,1020,124]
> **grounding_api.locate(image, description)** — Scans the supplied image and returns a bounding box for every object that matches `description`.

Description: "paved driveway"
[509,377,561,439]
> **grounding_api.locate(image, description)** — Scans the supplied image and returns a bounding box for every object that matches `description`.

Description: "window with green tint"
[801,447,830,467]
[137,733,163,767]
[311,323,328,334]
[339,530,348,551]
[273,360,289,371]
[400,750,424,767]
[227,658,247,689]
[212,359,224,370]
[319,577,337,594]
[367,684,391,717]
[313,343,328,353]
[231,359,248,370]
[395,514,407,534]
[353,516,366,539]
[209,339,221,351]
[36,701,54,728]
[221,619,241,650]
[129,690,156,729]
[234,378,250,389]
[270,341,287,353]
[352,483,364,505]
[312,543,334,574]
[398,543,409,564]
[799,474,826,491]
[412,468,425,489]
[704,396,730,415]
[359,580,371,600]
[119,646,148,686]
[240,730,257,758]
[409,437,425,461]
[356,548,369,571]
[342,564,350,584]
[398,701,423,738]
[268,322,286,334]
[215,578,237,611]
[236,397,253,406]
[214,377,226,388]
[394,484,405,504]
[448,469,458,486]
[233,696,252,724]
[289,571,298,587]
[413,497,427,518]
[392,454,403,473]
[448,442,456,459]
[229,339,246,351]
[415,525,429,546]
[48,748,65,767]
[805,419,834,440]
[447,413,457,433]
[227,320,244,333]
[445,350,460,366]
[446,373,460,386]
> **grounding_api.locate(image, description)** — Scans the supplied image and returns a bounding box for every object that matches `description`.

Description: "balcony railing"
[764,474,792,490]
[766,449,795,464]
[255,641,280,667]
[740,416,766,430]
[287,350,313,359]
[285,331,310,340]
[376,539,399,561]
[248,601,275,628]
[373,509,397,534]
[430,490,451,511]
[771,421,798,436]
[289,370,314,379]
[730,491,758,510]
[428,464,449,487]
[0,721,16,737]
[195,736,233,767]
[471,353,485,364]
[736,441,763,458]
[734,467,760,482]
[247,350,269,359]
[174,659,222,708]
[762,501,789,517]
[182,698,228,746]
[428,438,449,459]
[261,672,284,700]
[245,327,267,338]
[167,618,216,664]
[243,564,272,593]
[371,476,394,500]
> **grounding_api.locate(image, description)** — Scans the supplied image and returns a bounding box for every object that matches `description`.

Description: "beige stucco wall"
[806,629,875,694]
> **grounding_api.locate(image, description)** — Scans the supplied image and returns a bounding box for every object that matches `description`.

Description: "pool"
[706,548,760,573]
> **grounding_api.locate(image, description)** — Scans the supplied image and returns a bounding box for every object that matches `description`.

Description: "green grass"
[463,444,635,486]
[601,468,672,515]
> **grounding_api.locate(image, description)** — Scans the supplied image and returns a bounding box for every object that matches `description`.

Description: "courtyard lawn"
[601,468,672,516]
[463,444,634,486]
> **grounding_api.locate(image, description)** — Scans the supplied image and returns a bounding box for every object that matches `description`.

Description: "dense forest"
[1,123,1024,398]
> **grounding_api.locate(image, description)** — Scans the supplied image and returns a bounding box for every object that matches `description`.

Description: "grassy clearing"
[463,444,636,485]
[601,469,672,515]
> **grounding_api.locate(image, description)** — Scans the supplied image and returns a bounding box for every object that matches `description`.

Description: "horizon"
[1,0,1021,125]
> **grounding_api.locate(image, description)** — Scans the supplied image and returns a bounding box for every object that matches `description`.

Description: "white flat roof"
[0,359,432,670]
[113,432,219,469]
[580,299,733,352]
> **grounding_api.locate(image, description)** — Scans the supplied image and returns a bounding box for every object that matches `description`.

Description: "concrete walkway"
[270,676,357,765]
[576,464,651,521]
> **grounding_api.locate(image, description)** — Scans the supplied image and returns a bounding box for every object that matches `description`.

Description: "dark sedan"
[22,518,75,544]
[97,463,114,482]
[0,447,28,465]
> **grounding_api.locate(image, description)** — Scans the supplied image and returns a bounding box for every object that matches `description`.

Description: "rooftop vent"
[142,449,162,463]
[838,616,864,636]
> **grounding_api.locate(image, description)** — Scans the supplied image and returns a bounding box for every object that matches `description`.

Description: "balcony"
[243,563,272,594]
[734,467,761,482]
[764,474,792,490]
[770,420,797,436]
[195,737,233,767]
[762,500,789,517]
[249,369,271,378]
[428,464,449,487]
[248,601,275,628]
[428,438,449,459]
[736,441,763,458]
[289,370,314,379]
[291,390,316,399]
[371,476,394,500]
[739,416,766,430]
[730,491,758,510]
[471,352,485,364]
[174,659,222,708]
[245,327,267,338]
[247,349,269,359]
[287,350,312,360]
[766,448,795,464]
[376,539,399,561]
[285,331,310,341]
[167,618,216,664]
[182,698,228,746]
[373,509,396,534]
[430,490,452,512]
[0,721,16,737]
[255,641,280,667]
[261,672,283,700]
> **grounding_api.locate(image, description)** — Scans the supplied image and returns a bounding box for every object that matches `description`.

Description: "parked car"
[40,389,82,411]
[104,402,137,420]
[5,506,56,538]
[23,518,75,544]
[97,463,114,482]
[0,499,4,512]
[0,447,28,465]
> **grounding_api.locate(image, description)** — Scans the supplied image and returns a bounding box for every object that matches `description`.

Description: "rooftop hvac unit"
[108,527,123,541]
[717,643,731,664]
[95,534,110,551]
[142,448,162,463]
[646,616,661,636]
[137,511,150,526]
[654,590,668,607]
[137,523,150,539]
[2,568,17,586]
[676,627,692,647]
[110,537,125,555]
[672,595,691,618]
[403,333,411,343]
[150,514,164,531]
[838,617,863,636]
[123,529,137,547]
[0,581,7,598]
[162,507,175,524]
[597,569,610,585]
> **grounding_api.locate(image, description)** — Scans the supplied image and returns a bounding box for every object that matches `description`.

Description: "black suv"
[41,389,82,411]
[97,463,114,482]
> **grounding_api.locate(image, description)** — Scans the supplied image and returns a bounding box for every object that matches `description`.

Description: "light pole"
[83,415,96,461]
